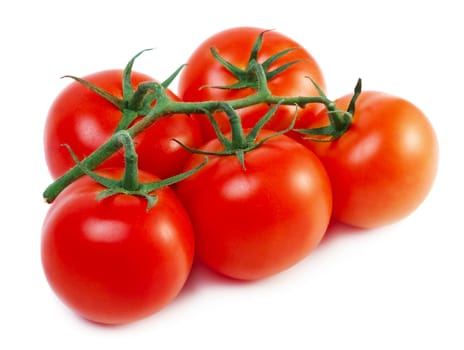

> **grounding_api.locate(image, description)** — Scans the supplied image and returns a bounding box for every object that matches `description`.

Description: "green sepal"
[293,124,338,142]
[161,64,186,89]
[62,75,124,110]
[96,188,159,211]
[252,105,298,148]
[261,47,296,70]
[246,100,284,143]
[210,47,244,79]
[347,78,362,116]
[62,144,121,189]
[122,49,153,103]
[267,58,305,80]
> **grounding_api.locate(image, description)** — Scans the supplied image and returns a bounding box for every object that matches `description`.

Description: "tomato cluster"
[41,27,439,325]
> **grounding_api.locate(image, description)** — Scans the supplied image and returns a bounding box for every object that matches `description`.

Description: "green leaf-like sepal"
[62,75,124,110]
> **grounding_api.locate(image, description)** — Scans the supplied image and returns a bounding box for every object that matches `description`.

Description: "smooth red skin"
[44,69,203,179]
[177,27,326,141]
[175,131,332,280]
[294,91,439,228]
[41,169,195,325]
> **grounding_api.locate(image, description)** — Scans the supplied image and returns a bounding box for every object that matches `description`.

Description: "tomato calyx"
[294,78,362,141]
[65,130,206,210]
[174,101,295,169]
[62,49,185,132]
[205,29,305,91]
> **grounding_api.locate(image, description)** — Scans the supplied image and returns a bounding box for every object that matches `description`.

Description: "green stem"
[222,104,247,149]
[116,131,139,191]
[43,78,356,203]
[43,91,334,203]
[162,91,327,116]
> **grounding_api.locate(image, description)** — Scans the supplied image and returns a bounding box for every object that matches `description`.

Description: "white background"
[1,1,463,349]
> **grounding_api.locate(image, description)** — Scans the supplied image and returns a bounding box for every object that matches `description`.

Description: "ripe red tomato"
[177,27,326,141]
[294,91,439,228]
[44,69,203,179]
[41,169,194,325]
[175,131,332,280]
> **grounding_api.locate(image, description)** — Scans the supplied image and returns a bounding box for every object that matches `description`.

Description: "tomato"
[175,131,332,280]
[177,27,326,141]
[294,91,439,228]
[44,69,203,179]
[41,169,194,325]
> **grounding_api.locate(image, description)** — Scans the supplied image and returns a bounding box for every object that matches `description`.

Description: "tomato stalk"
[43,46,360,203]
[118,130,139,192]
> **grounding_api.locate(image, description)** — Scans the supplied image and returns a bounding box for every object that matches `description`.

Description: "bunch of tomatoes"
[41,27,439,325]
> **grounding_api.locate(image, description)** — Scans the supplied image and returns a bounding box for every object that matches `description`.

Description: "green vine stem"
[43,41,360,203]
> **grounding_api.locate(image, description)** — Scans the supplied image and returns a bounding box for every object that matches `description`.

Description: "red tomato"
[175,131,332,280]
[177,27,326,141]
[44,69,203,179]
[41,169,194,325]
[294,91,439,228]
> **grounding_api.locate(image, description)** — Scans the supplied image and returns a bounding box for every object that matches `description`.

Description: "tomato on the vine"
[294,91,439,228]
[175,131,332,280]
[177,27,326,141]
[44,69,202,179]
[41,168,194,325]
